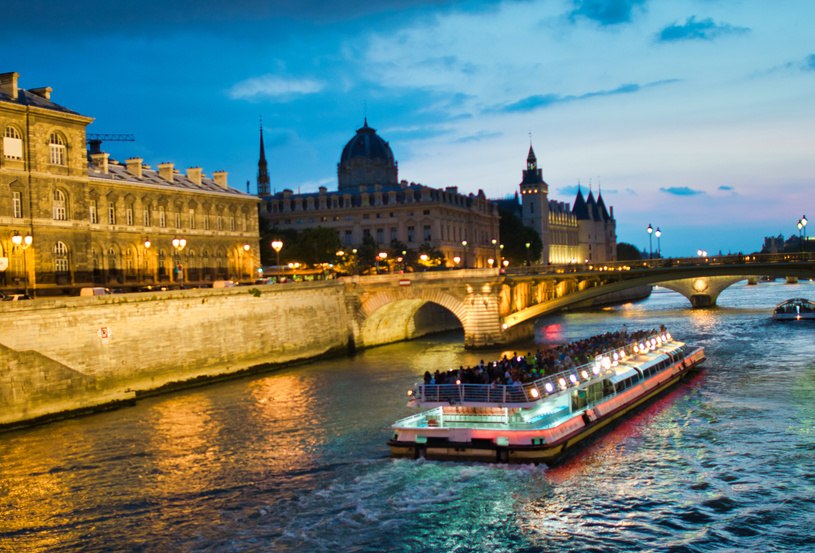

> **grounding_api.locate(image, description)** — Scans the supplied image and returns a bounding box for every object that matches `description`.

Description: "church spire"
[257,117,270,196]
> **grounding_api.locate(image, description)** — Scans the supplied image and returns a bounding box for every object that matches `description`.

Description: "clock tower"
[519,145,550,264]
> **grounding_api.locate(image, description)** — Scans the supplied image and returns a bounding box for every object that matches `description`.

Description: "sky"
[4,0,814,256]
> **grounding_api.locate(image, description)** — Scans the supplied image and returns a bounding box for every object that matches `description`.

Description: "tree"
[417,243,446,268]
[297,227,341,266]
[616,242,642,261]
[499,209,542,266]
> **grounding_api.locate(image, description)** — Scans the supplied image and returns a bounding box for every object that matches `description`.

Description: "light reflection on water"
[0,282,813,552]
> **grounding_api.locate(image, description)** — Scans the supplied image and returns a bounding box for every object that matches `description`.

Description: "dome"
[337,119,398,190]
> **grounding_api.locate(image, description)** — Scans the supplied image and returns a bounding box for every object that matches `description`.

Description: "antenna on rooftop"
[86,133,134,155]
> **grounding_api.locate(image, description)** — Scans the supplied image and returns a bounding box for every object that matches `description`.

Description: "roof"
[0,87,86,117]
[572,187,590,219]
[88,160,256,199]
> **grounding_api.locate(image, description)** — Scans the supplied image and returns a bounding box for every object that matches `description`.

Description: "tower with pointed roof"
[519,144,550,263]
[572,182,617,263]
[257,122,270,196]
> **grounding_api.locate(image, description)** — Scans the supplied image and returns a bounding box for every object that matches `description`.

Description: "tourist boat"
[387,332,705,465]
[772,298,815,321]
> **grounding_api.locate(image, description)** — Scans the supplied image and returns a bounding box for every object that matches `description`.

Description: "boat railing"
[411,332,675,406]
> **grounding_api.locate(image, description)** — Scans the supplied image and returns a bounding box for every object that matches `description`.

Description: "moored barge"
[388,331,705,465]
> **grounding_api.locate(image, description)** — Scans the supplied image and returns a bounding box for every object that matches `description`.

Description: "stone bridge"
[345,253,815,348]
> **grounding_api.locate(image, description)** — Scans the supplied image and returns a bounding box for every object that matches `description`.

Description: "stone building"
[498,145,616,264]
[259,120,501,268]
[0,71,260,296]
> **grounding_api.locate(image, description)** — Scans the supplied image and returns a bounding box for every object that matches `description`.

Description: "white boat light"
[569,374,578,384]
[581,370,589,380]
[559,378,567,389]
[620,350,626,359]
[592,365,600,375]
[530,388,539,398]
[545,382,554,393]
[666,333,672,341]
[613,352,619,361]
[640,342,646,351]
[456,379,461,385]
[633,345,639,353]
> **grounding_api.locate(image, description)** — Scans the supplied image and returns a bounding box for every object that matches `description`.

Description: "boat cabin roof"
[774,298,815,312]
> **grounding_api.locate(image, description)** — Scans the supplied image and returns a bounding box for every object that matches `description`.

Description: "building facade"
[498,145,617,264]
[259,120,501,268]
[0,72,260,296]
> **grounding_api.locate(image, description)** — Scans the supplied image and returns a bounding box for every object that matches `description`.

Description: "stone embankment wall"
[0,282,353,428]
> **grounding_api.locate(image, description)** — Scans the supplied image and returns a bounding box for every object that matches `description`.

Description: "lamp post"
[453,256,460,267]
[377,251,387,273]
[172,238,186,282]
[655,227,661,258]
[143,239,151,284]
[488,258,494,268]
[525,242,531,266]
[798,219,804,253]
[242,243,251,282]
[491,239,498,268]
[11,232,33,296]
[802,215,808,249]
[271,240,283,277]
[351,248,358,275]
[647,224,653,259]
[402,250,407,272]
[461,240,467,269]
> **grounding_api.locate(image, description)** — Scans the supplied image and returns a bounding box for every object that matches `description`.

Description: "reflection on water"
[0,282,814,552]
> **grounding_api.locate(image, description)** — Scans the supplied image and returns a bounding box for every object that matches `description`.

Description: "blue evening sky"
[5,0,814,256]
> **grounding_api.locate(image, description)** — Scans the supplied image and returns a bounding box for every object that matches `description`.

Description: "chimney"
[158,162,174,182]
[29,87,52,100]
[0,72,20,100]
[90,152,109,174]
[212,170,228,189]
[187,167,202,185]
[126,157,143,178]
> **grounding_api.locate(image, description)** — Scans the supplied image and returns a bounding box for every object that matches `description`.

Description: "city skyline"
[4,0,813,256]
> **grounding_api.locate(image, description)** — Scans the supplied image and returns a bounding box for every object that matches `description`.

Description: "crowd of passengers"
[423,326,666,387]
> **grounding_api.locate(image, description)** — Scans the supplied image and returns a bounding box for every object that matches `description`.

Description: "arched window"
[4,126,23,160]
[53,190,67,220]
[124,249,135,274]
[49,133,66,165]
[108,247,118,270]
[54,241,69,272]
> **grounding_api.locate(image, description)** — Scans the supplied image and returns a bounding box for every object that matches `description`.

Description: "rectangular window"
[363,229,371,239]
[50,144,65,165]
[12,191,22,218]
[376,228,384,244]
[175,212,181,229]
[390,227,397,242]
[407,226,415,242]
[3,131,23,160]
[424,225,432,242]
[189,209,196,229]
[108,202,116,225]
[204,214,210,230]
[159,206,166,228]
[126,207,133,226]
[242,216,247,232]
[217,216,223,231]
[143,208,150,227]
[423,209,430,215]
[345,230,353,246]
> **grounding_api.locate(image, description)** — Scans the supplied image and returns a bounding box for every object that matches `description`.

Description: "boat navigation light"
[620,350,626,359]
[592,365,600,375]
[530,388,539,398]
[545,382,554,393]
[569,374,578,384]
[633,344,639,353]
[558,378,567,389]
[613,352,619,361]
[581,370,589,380]
[661,333,667,342]
[656,335,662,345]
[456,379,461,385]
[666,333,672,341]
[407,390,413,397]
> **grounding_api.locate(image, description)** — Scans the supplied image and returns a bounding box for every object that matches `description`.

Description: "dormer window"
[49,133,66,165]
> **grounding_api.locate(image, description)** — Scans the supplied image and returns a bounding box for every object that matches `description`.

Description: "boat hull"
[388,347,705,465]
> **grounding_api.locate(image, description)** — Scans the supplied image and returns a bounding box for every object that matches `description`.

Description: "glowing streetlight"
[461,240,468,269]
[11,232,33,296]
[172,238,186,282]
[647,224,653,259]
[271,240,283,273]
[655,227,661,258]
[488,258,494,267]
[525,242,531,266]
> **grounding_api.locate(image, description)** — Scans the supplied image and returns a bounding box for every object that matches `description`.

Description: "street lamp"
[143,239,151,283]
[11,232,33,296]
[376,251,388,273]
[802,215,808,248]
[461,240,468,269]
[271,240,283,275]
[647,224,653,259]
[798,219,804,253]
[525,242,531,266]
[453,256,460,266]
[242,243,251,281]
[172,238,186,282]
[488,258,494,268]
[655,227,661,258]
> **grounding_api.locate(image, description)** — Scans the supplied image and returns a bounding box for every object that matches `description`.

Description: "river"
[1,282,814,552]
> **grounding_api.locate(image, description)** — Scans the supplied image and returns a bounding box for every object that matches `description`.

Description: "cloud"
[570,0,646,26]
[557,185,580,196]
[229,75,325,100]
[805,54,815,71]
[624,188,637,195]
[660,186,704,196]
[454,130,503,143]
[657,16,750,42]
[718,185,734,191]
[492,80,678,114]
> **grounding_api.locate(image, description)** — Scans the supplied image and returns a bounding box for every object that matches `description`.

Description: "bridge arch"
[358,287,467,348]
